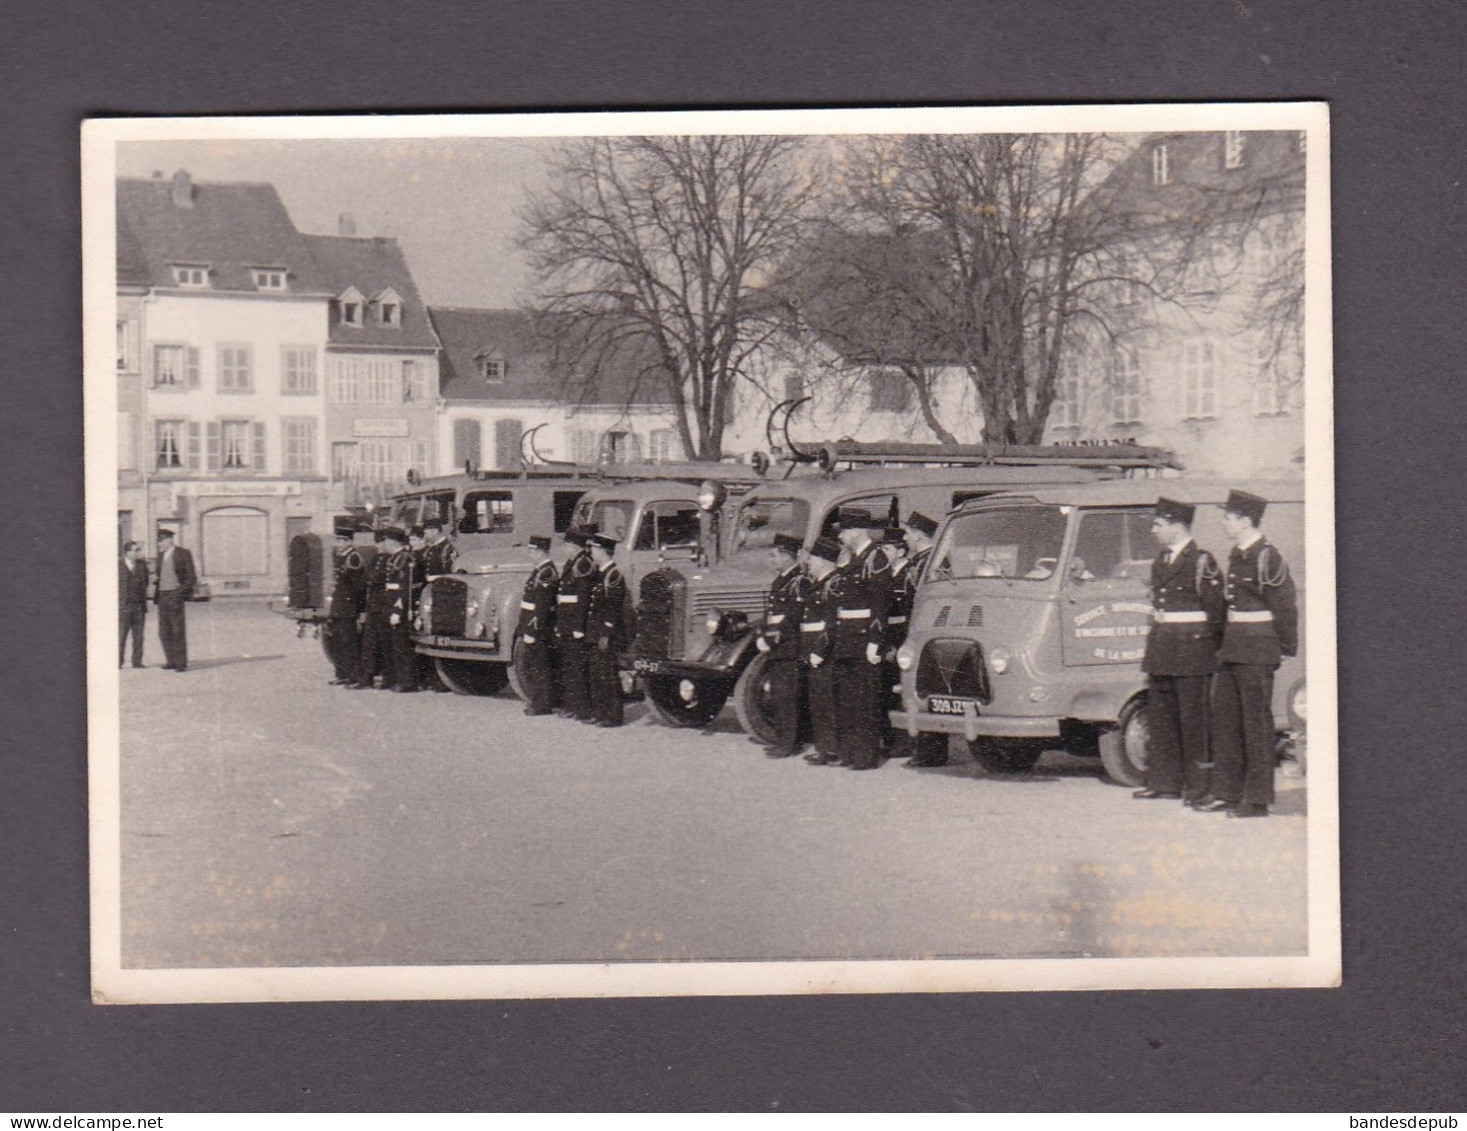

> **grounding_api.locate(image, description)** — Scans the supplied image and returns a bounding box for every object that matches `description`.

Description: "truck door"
[1059,507,1156,667]
[625,499,703,591]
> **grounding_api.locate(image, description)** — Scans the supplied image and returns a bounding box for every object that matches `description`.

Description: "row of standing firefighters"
[318,489,1298,810]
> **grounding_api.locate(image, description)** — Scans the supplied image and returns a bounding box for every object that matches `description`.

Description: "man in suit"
[800,535,844,766]
[153,528,197,672]
[585,531,628,728]
[828,507,894,770]
[118,541,149,668]
[754,532,810,757]
[555,524,599,720]
[1133,497,1226,804]
[1205,489,1300,818]
[515,534,560,716]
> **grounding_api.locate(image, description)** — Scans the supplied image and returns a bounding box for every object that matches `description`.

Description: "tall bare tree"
[518,135,819,460]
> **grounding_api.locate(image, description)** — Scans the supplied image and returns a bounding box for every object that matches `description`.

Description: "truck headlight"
[705,614,721,636]
[989,647,1011,675]
[896,642,915,671]
[466,599,480,619]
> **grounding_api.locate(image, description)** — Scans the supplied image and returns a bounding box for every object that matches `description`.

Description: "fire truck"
[888,478,1307,784]
[413,460,768,700]
[631,422,1179,737]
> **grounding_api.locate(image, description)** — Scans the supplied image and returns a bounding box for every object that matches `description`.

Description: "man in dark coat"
[1205,489,1300,818]
[754,532,809,757]
[828,507,894,769]
[387,528,419,692]
[555,524,599,720]
[1133,497,1226,804]
[800,535,844,766]
[153,528,197,672]
[355,527,405,690]
[325,519,369,686]
[585,531,629,728]
[895,511,948,767]
[119,540,149,668]
[515,534,560,716]
[413,516,457,692]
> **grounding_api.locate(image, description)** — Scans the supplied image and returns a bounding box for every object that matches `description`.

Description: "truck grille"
[635,570,687,659]
[428,577,469,637]
[915,638,992,704]
[689,587,767,623]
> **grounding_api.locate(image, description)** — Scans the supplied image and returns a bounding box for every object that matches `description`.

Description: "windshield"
[929,506,1068,581]
[633,501,702,551]
[571,498,635,543]
[732,497,810,553]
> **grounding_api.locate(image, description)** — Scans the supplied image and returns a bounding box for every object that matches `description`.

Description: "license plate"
[927,696,977,715]
[632,658,664,674]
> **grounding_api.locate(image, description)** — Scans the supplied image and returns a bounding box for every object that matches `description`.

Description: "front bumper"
[412,633,505,661]
[888,705,1062,743]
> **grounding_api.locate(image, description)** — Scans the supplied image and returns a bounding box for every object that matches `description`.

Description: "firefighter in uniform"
[828,507,894,770]
[879,523,910,756]
[410,520,455,692]
[355,527,405,690]
[325,518,368,686]
[896,511,948,766]
[555,524,598,720]
[515,534,559,717]
[422,515,457,578]
[386,528,419,692]
[585,531,629,728]
[1132,497,1226,804]
[800,535,844,766]
[1203,489,1299,818]
[754,532,809,757]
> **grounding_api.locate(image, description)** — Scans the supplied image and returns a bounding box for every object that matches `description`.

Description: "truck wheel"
[967,738,1046,774]
[731,652,778,745]
[1097,696,1150,787]
[641,674,731,728]
[434,657,509,696]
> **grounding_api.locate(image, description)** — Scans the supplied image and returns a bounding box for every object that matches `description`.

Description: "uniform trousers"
[588,646,623,726]
[324,617,360,682]
[120,603,147,666]
[389,622,418,690]
[805,662,838,757]
[1210,662,1277,807]
[1145,673,1213,799]
[156,590,188,669]
[518,641,555,713]
[559,640,591,718]
[763,655,803,754]
[357,613,391,686]
[883,660,909,756]
[832,657,885,768]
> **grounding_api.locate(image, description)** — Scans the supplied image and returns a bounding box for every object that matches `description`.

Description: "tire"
[1097,695,1150,787]
[641,673,732,728]
[967,738,1046,774]
[731,652,778,745]
[434,656,509,696]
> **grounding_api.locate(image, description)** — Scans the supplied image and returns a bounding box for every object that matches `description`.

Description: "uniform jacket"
[1141,540,1226,676]
[885,547,930,651]
[803,569,840,666]
[757,564,809,661]
[119,557,149,606]
[587,562,630,651]
[1218,537,1299,666]
[327,547,367,619]
[555,550,597,642]
[423,539,457,578]
[385,549,414,620]
[152,547,197,602]
[829,540,892,660]
[517,559,560,643]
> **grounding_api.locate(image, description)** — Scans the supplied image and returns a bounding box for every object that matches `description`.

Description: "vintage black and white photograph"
[84,104,1337,1002]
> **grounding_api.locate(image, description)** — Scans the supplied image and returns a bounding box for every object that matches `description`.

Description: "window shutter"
[206,422,221,472]
[187,422,202,471]
[628,432,645,462]
[252,422,266,472]
[186,346,201,388]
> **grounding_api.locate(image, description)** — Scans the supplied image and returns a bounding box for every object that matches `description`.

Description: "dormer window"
[375,288,403,328]
[337,287,365,327]
[252,267,289,291]
[172,263,209,288]
[474,350,505,383]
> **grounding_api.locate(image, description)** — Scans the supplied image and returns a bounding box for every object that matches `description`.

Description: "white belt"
[557,594,578,604]
[1153,610,1207,623]
[1228,609,1274,622]
[888,615,907,625]
[801,621,826,632]
[385,583,402,590]
[838,608,871,619]
[519,600,536,611]
[767,613,785,624]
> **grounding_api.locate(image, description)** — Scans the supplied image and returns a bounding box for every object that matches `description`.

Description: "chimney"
[338,212,357,237]
[170,169,195,209]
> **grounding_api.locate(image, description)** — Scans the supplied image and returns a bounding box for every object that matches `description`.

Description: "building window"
[171,264,209,288]
[1254,336,1299,417]
[154,419,186,470]
[569,428,600,466]
[283,418,318,475]
[116,320,139,373]
[1224,131,1246,170]
[359,439,406,484]
[648,428,675,463]
[603,430,641,463]
[380,302,400,327]
[452,418,482,469]
[1151,144,1170,186]
[152,343,199,389]
[329,357,358,404]
[1181,339,1218,420]
[281,346,318,395]
[218,344,253,393]
[479,357,505,383]
[401,359,424,403]
[869,369,912,413]
[1051,355,1081,430]
[252,267,288,291]
[118,410,136,470]
[364,359,396,405]
[332,442,359,481]
[219,420,254,470]
[1111,347,1143,426]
